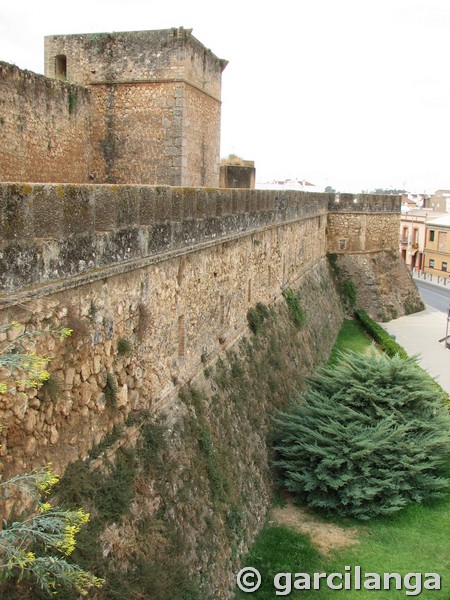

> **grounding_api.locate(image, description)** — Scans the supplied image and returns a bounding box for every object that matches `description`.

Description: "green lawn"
[236,494,450,598]
[328,318,373,364]
[235,319,450,599]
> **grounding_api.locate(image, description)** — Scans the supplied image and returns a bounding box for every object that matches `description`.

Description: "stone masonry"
[0,184,417,483]
[0,28,227,186]
[44,28,227,186]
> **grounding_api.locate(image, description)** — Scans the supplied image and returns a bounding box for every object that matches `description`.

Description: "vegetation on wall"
[246,302,270,335]
[404,294,425,315]
[282,288,306,328]
[326,253,357,310]
[0,322,72,395]
[117,337,132,356]
[0,466,104,597]
[68,91,77,115]
[103,373,118,407]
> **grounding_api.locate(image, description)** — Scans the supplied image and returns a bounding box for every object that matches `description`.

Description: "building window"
[429,259,435,268]
[443,262,448,272]
[401,227,408,244]
[429,230,435,242]
[339,239,346,250]
[55,55,67,79]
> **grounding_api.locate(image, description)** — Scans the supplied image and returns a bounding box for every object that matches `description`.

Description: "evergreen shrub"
[274,351,450,520]
[355,309,408,358]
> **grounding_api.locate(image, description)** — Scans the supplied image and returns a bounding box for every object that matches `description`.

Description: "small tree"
[274,351,450,520]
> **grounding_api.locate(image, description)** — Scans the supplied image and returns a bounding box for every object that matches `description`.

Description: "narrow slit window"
[219,295,224,326]
[178,315,185,357]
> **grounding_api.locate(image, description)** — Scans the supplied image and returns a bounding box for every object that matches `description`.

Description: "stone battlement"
[0,183,400,300]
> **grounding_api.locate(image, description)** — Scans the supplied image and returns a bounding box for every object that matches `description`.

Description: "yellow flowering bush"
[0,324,103,596]
[0,464,104,596]
[0,322,72,395]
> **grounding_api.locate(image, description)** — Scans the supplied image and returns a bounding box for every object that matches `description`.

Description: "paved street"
[382,306,450,395]
[414,279,450,314]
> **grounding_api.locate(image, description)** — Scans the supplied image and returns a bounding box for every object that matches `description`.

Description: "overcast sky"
[1,0,449,193]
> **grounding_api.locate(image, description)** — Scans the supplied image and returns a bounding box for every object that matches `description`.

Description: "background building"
[399,209,446,270]
[423,190,450,213]
[423,214,450,278]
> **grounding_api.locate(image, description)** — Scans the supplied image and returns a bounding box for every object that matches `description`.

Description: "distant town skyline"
[1,0,449,193]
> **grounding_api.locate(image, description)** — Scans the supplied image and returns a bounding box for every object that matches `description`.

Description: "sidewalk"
[381,307,450,395]
[411,269,450,290]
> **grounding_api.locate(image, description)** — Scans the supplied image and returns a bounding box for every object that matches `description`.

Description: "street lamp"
[446,304,450,350]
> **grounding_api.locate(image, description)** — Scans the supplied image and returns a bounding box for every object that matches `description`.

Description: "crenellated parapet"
[327,193,401,254]
[0,185,401,301]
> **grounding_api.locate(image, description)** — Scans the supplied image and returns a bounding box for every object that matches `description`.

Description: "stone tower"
[44,28,227,186]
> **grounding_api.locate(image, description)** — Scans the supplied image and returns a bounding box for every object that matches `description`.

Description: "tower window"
[55,55,67,79]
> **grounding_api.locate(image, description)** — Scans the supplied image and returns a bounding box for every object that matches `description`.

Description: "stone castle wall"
[326,193,401,253]
[44,28,225,97]
[46,28,225,186]
[0,185,405,483]
[183,84,222,186]
[0,185,329,296]
[0,62,92,183]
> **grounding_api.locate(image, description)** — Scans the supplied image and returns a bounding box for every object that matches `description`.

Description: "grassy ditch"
[328,319,373,364]
[235,318,450,599]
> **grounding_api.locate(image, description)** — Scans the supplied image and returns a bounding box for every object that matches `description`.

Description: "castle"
[0,29,424,599]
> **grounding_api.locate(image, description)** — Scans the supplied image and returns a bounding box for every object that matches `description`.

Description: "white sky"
[1,0,449,193]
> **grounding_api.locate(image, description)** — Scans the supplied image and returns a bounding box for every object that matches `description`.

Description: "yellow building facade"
[423,215,450,278]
